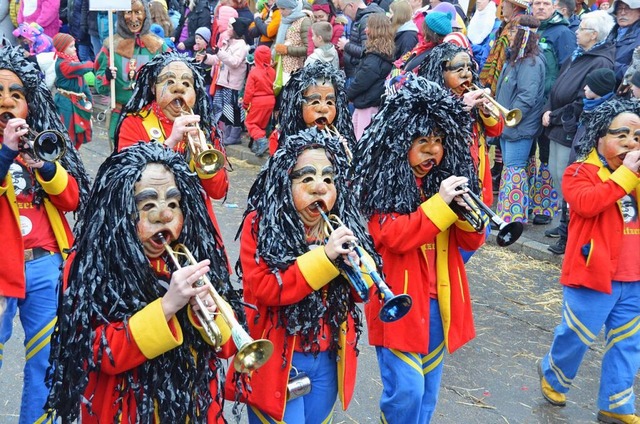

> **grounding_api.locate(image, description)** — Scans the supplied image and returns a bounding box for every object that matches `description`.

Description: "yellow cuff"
[454,218,478,232]
[611,165,640,193]
[298,247,340,291]
[130,298,183,359]
[187,303,232,346]
[420,194,458,232]
[36,162,68,196]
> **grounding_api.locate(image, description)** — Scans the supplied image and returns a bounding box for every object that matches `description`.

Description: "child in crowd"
[52,33,94,149]
[194,26,215,89]
[346,13,395,141]
[304,22,339,69]
[242,45,276,157]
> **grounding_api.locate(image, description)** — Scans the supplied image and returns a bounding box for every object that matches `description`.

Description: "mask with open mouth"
[153,61,196,121]
[301,82,337,130]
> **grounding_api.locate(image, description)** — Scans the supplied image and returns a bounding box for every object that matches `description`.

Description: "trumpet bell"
[380,293,412,323]
[31,130,67,162]
[505,109,523,127]
[195,148,225,175]
[233,336,274,373]
[495,221,524,247]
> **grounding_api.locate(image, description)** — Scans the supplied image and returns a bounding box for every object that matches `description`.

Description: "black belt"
[24,247,54,262]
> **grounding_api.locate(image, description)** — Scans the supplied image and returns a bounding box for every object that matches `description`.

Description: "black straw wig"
[350,76,476,218]
[0,46,92,214]
[239,127,376,353]
[575,99,640,162]
[47,143,236,423]
[113,51,220,154]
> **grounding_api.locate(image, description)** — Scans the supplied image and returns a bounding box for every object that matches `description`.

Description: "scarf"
[571,39,606,62]
[467,1,497,45]
[480,17,523,94]
[274,0,306,46]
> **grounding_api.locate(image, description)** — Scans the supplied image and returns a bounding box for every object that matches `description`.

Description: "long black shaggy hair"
[575,98,640,162]
[0,46,91,214]
[239,127,378,354]
[113,51,220,154]
[47,143,237,423]
[350,76,476,219]
[278,62,355,149]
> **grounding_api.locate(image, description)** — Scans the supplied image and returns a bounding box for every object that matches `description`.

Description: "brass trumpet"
[466,83,522,127]
[1,112,66,162]
[317,205,412,322]
[180,107,225,175]
[452,184,523,247]
[157,233,274,373]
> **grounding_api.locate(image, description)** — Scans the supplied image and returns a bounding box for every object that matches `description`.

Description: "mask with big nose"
[291,148,337,228]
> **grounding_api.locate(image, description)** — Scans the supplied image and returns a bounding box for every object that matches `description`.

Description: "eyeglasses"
[576,27,596,32]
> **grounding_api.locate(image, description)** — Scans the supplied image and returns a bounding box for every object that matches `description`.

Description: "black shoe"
[533,215,553,225]
[548,239,566,255]
[545,226,561,238]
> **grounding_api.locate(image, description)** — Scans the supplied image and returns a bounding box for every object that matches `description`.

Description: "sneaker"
[538,362,566,406]
[545,226,561,238]
[533,214,553,225]
[597,410,640,424]
[255,138,269,158]
[547,238,566,255]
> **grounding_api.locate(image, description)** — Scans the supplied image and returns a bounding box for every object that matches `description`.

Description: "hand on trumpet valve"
[1,117,28,151]
[165,113,200,149]
[21,153,44,169]
[439,175,471,209]
[461,87,486,112]
[162,258,210,320]
[323,225,359,266]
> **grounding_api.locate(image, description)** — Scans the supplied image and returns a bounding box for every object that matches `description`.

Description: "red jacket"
[474,112,503,205]
[0,145,78,298]
[560,150,640,293]
[225,211,360,420]
[242,49,275,110]
[366,193,485,354]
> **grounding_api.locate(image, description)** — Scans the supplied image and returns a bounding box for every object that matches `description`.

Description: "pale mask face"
[291,148,337,228]
[301,81,337,131]
[135,164,184,258]
[153,61,196,121]
[408,132,445,178]
[597,112,640,170]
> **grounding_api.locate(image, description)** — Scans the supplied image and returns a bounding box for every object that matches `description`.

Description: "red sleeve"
[46,171,80,212]
[240,213,316,306]
[331,23,344,46]
[243,72,256,107]
[483,115,504,138]
[92,322,150,375]
[117,116,152,151]
[368,210,445,254]
[59,60,95,78]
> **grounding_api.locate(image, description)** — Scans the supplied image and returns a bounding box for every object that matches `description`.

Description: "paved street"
[1,114,638,423]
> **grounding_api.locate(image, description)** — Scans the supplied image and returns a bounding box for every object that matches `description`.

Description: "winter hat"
[149,23,165,38]
[53,33,74,53]
[585,68,616,96]
[425,12,453,36]
[217,6,239,32]
[277,0,299,10]
[432,2,459,28]
[231,17,251,38]
[195,26,211,43]
[254,44,272,68]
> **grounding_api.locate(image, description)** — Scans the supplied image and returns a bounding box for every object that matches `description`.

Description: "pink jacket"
[18,0,61,38]
[210,38,249,91]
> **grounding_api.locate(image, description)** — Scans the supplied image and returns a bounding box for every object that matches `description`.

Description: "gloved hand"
[274,44,288,55]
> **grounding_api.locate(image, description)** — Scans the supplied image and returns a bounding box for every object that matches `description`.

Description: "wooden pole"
[108,9,116,110]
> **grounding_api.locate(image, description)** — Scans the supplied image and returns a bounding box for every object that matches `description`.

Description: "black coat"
[346,51,393,108]
[394,27,418,60]
[173,0,214,51]
[544,41,615,147]
[343,2,385,77]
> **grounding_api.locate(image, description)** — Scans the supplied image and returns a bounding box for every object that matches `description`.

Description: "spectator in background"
[174,0,212,53]
[432,1,467,33]
[467,0,500,68]
[0,0,16,45]
[306,0,345,57]
[389,0,418,60]
[630,70,640,98]
[273,0,312,75]
[347,12,394,141]
[249,0,280,47]
[193,26,214,89]
[243,45,275,157]
[336,0,385,83]
[305,21,340,68]
[555,0,581,31]
[66,0,93,62]
[213,5,239,47]
[595,0,611,9]
[149,0,175,38]
[401,11,452,73]
[18,0,61,38]
[606,0,640,85]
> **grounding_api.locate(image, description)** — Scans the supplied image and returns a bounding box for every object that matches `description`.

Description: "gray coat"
[495,52,546,141]
[0,0,16,46]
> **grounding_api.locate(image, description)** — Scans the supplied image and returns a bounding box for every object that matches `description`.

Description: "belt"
[24,247,54,262]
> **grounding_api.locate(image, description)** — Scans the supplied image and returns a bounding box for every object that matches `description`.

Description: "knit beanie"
[432,2,459,27]
[632,70,640,88]
[195,26,211,44]
[277,0,299,10]
[425,12,453,36]
[150,23,165,38]
[585,68,616,96]
[53,33,74,53]
[231,17,252,38]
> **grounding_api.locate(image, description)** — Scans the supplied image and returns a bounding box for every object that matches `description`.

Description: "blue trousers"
[377,298,445,424]
[541,282,640,414]
[0,253,61,424]
[248,350,338,423]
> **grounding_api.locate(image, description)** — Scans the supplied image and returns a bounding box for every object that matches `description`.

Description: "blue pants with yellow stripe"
[0,253,61,424]
[541,282,640,414]
[248,351,338,424]
[377,298,445,424]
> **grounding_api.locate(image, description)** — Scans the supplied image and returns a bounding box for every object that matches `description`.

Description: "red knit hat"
[53,33,74,53]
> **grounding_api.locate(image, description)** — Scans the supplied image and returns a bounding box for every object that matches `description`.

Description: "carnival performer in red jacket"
[115,52,229,250]
[538,99,640,424]
[47,143,239,423]
[0,46,90,424]
[349,77,485,423]
[226,128,378,422]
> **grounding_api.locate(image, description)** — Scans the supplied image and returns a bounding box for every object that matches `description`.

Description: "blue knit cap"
[426,11,453,36]
[195,26,211,44]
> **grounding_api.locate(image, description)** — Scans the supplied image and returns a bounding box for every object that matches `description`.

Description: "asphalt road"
[1,122,638,423]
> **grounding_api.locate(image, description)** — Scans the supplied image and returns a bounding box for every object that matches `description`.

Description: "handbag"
[273,54,284,97]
